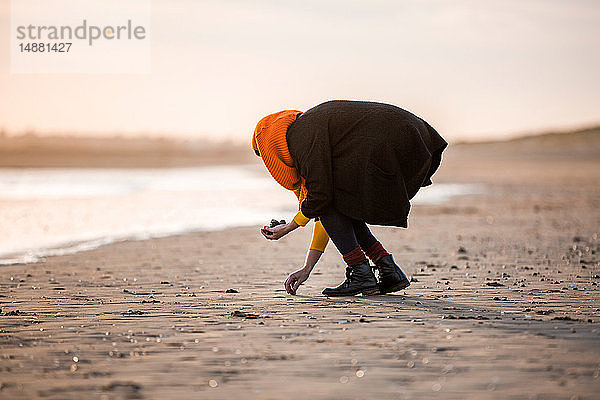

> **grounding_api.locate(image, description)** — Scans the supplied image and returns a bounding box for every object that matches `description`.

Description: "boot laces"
[344,267,355,282]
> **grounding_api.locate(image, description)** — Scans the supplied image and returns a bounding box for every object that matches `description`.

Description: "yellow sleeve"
[293,211,310,227]
[309,220,330,252]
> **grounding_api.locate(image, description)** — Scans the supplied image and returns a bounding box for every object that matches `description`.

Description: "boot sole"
[379,280,410,294]
[361,286,381,296]
[322,286,380,297]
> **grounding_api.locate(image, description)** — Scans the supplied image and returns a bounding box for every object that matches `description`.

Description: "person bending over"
[253,100,447,296]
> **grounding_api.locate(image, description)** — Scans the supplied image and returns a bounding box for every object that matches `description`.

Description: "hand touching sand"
[283,249,323,295]
[285,267,311,295]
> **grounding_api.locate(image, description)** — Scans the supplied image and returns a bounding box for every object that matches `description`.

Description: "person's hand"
[284,267,311,295]
[261,222,290,240]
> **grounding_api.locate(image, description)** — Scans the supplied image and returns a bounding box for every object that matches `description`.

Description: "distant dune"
[452,126,600,159]
[0,135,254,168]
[0,126,598,168]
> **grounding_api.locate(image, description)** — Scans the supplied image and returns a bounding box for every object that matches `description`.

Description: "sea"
[0,165,480,265]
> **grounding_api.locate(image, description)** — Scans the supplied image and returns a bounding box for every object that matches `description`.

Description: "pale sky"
[1,0,599,142]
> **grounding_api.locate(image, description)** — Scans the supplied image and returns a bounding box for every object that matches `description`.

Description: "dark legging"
[319,208,377,255]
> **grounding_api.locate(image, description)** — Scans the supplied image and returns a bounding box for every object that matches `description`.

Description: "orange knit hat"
[252,110,307,204]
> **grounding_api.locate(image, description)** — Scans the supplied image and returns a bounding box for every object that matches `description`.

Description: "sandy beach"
[1,132,599,399]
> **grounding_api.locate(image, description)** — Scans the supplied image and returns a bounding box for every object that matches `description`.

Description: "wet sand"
[1,133,600,399]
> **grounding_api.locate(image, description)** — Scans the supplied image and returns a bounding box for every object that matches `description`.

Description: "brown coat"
[286,100,447,227]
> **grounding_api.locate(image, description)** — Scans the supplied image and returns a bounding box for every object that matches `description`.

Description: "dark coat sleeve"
[295,129,333,219]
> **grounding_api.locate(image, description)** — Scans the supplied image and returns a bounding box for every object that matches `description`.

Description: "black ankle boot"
[322,261,379,297]
[374,254,410,294]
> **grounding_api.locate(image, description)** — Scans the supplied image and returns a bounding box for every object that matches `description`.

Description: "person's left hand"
[261,223,289,240]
